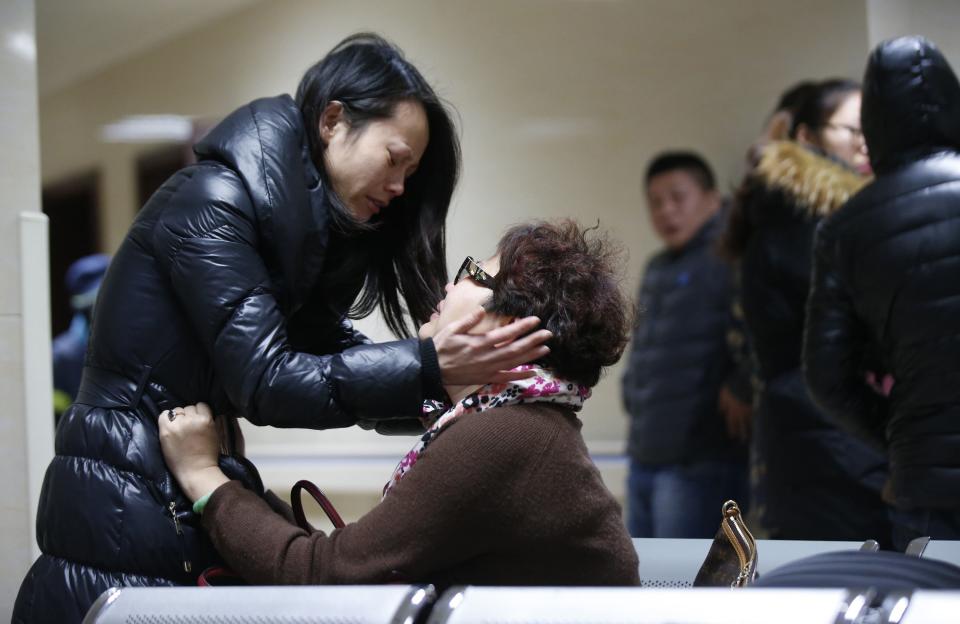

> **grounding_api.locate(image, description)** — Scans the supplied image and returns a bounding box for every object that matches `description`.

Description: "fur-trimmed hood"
[720,141,869,260]
[753,140,869,218]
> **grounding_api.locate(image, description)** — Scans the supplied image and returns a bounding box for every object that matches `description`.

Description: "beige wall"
[867,0,960,66]
[37,0,871,506]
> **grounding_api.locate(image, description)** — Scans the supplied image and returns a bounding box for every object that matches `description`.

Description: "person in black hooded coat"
[13,34,550,624]
[723,79,891,543]
[805,36,960,550]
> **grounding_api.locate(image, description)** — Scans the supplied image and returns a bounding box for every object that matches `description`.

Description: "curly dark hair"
[485,220,632,387]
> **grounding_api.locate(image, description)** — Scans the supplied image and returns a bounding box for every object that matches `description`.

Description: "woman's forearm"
[181,466,231,502]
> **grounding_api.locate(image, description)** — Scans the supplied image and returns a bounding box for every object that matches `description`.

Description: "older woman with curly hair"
[158,220,639,588]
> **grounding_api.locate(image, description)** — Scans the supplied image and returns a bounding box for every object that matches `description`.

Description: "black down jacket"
[14,95,435,623]
[729,141,890,541]
[804,37,960,511]
[622,211,750,465]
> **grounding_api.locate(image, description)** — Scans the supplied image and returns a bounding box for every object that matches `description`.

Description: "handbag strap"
[197,480,343,587]
[291,479,345,532]
[720,500,758,587]
[197,565,244,586]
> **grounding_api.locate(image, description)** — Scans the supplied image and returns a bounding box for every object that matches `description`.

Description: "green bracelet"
[192,492,213,516]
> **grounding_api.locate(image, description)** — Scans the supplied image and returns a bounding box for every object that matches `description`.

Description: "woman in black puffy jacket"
[722,79,891,544]
[805,36,960,550]
[14,33,549,623]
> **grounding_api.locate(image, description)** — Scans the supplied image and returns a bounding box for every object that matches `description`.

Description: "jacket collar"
[193,95,330,314]
[665,206,725,258]
[753,141,868,218]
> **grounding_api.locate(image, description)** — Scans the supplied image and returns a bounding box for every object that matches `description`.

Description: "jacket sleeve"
[153,169,423,428]
[286,284,373,355]
[803,222,887,449]
[337,320,373,349]
[201,412,536,584]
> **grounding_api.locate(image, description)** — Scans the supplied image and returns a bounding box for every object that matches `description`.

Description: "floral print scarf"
[382,365,591,498]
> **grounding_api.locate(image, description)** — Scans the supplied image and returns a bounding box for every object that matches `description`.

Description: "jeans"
[627,458,748,538]
[889,507,960,552]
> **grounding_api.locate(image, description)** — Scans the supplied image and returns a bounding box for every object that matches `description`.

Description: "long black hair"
[296,33,461,338]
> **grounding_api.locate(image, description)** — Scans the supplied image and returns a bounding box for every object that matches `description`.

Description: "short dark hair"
[644,151,716,191]
[789,78,860,139]
[485,220,631,388]
[296,33,461,338]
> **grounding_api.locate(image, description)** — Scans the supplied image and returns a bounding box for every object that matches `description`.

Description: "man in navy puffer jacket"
[622,152,752,538]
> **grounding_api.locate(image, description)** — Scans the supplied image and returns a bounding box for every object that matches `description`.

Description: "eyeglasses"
[823,123,864,141]
[454,256,496,289]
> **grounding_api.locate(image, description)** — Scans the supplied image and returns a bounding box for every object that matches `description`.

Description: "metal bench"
[427,586,856,624]
[82,584,436,624]
[633,537,866,587]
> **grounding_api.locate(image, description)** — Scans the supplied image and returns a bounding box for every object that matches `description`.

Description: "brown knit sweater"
[203,403,640,587]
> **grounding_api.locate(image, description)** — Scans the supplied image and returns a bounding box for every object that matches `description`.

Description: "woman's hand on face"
[433,308,552,385]
[158,402,229,502]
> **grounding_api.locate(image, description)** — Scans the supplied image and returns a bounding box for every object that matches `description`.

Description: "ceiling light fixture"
[100,115,194,143]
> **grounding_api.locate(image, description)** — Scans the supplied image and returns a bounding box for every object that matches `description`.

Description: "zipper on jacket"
[169,501,193,573]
